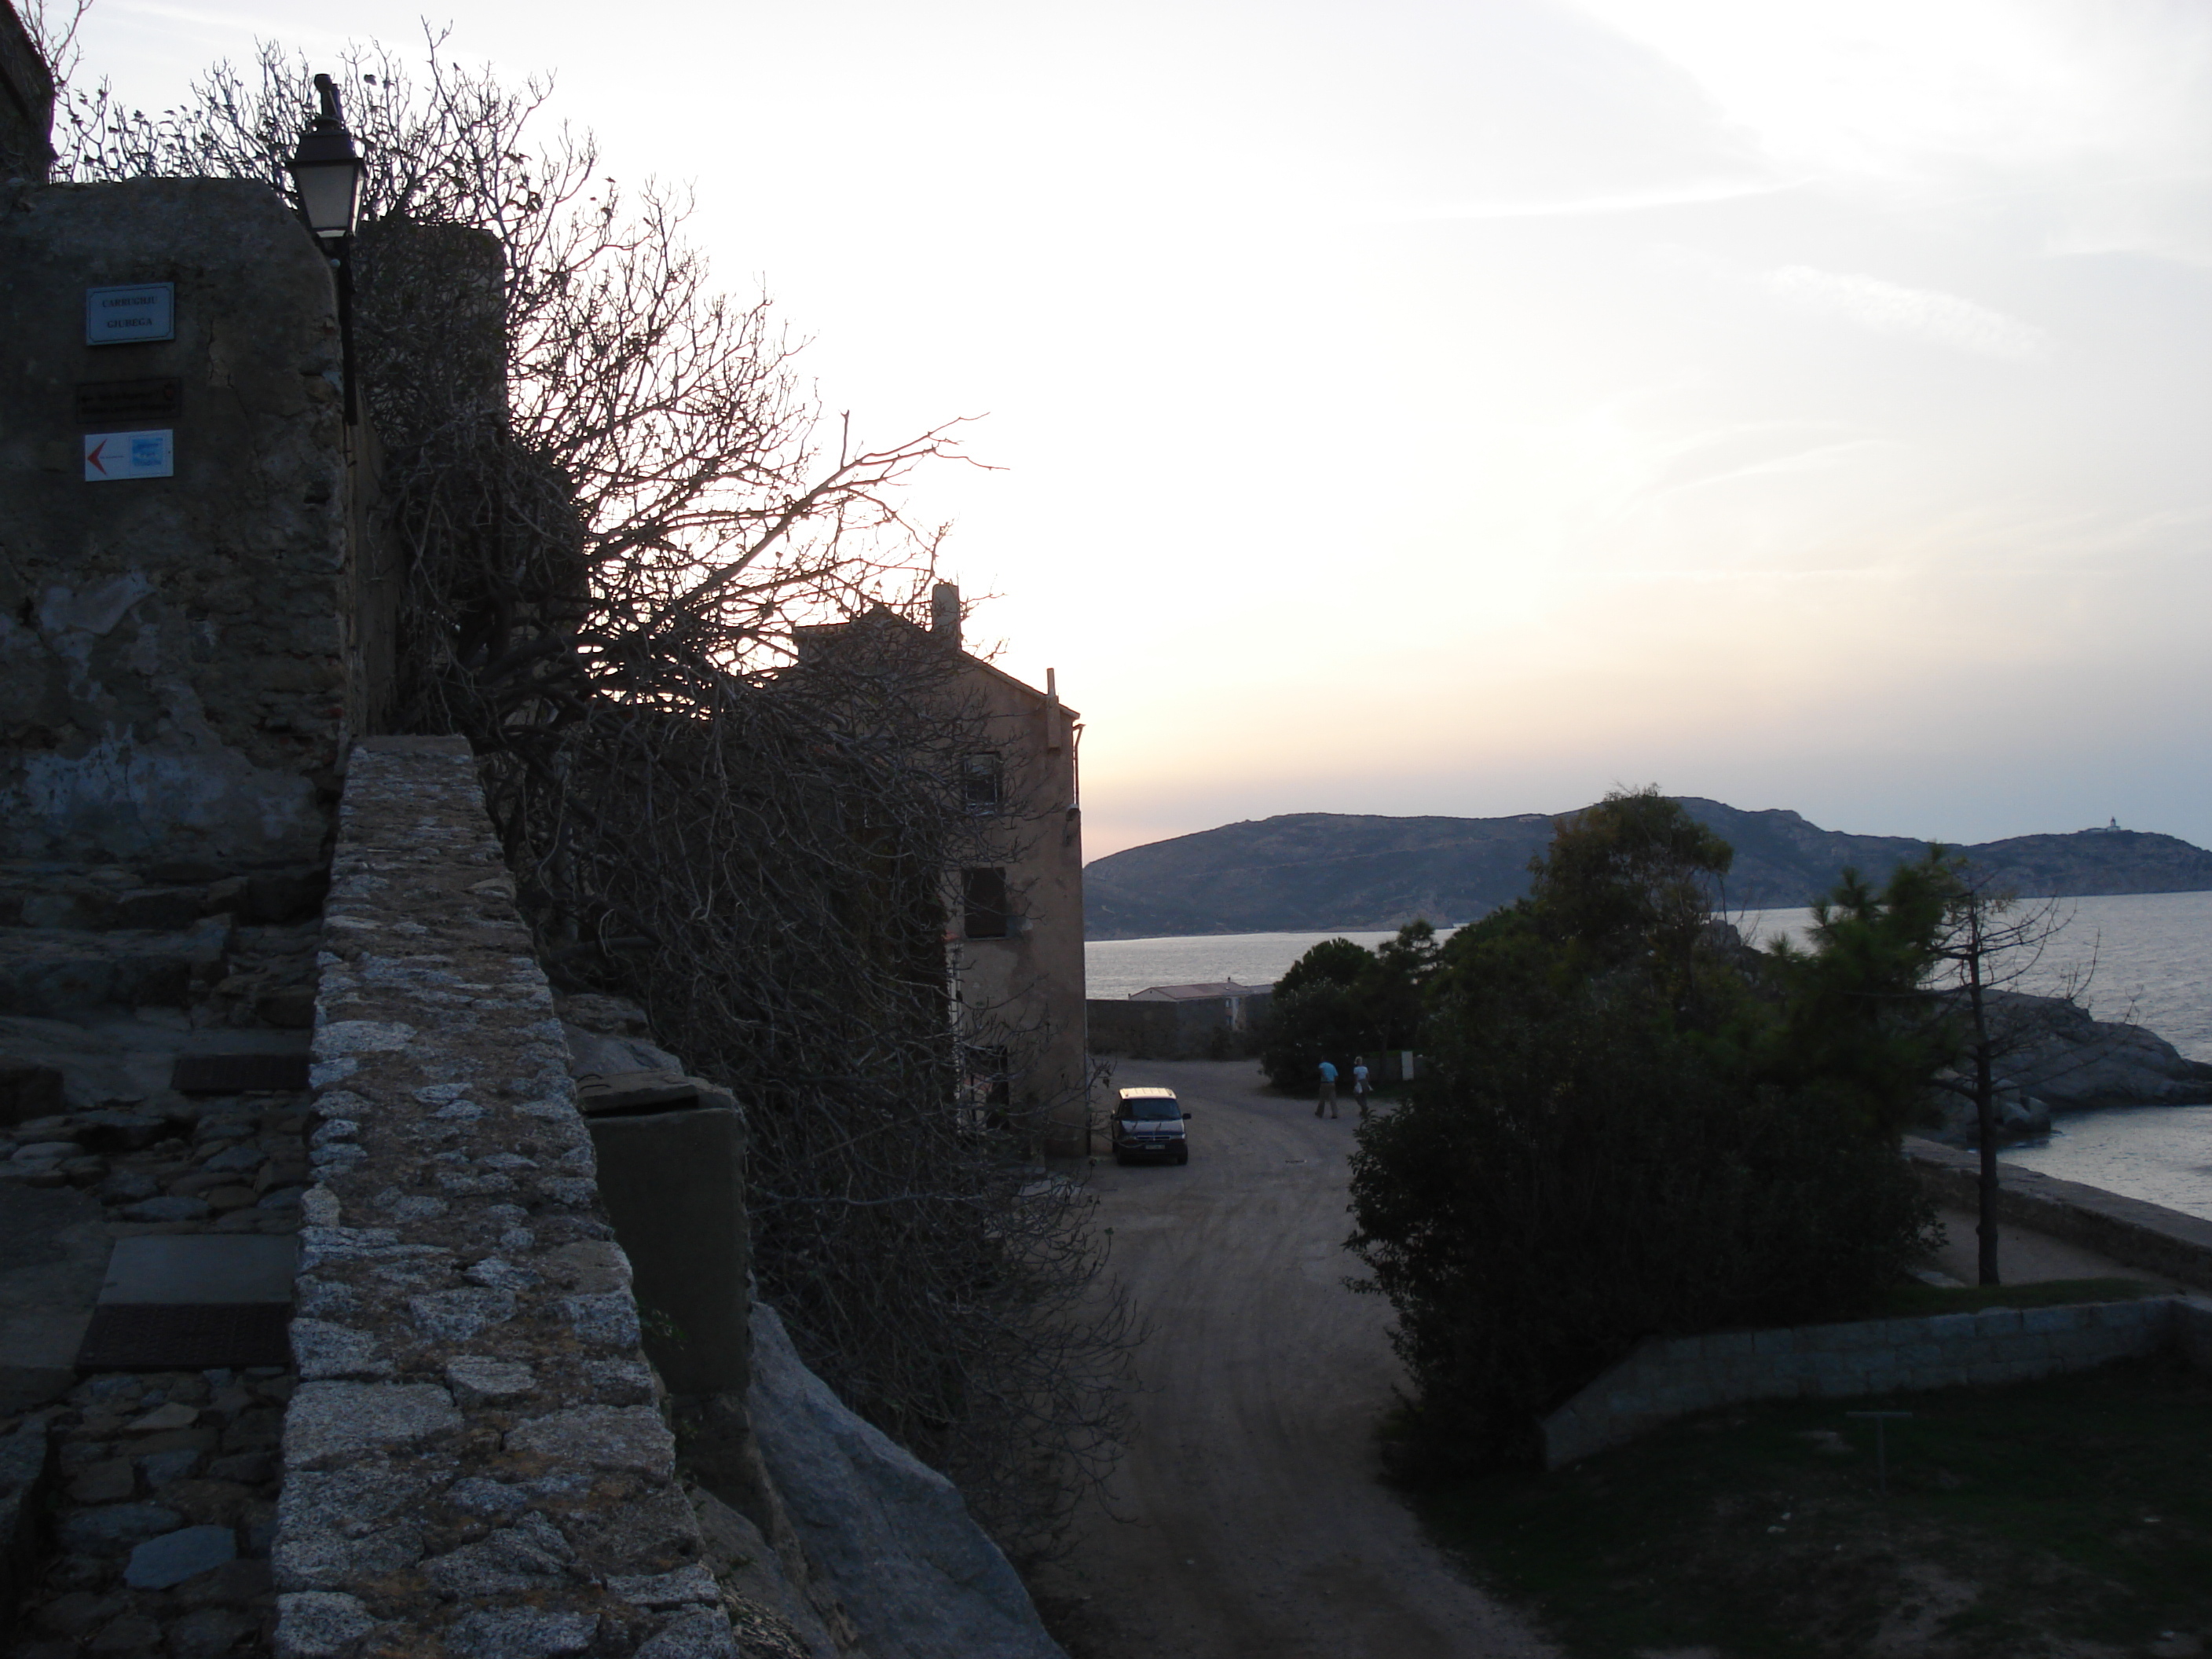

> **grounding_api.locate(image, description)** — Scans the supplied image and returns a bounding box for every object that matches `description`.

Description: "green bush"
[1347,790,1943,1470]
[1258,979,1364,1091]
[1259,922,1439,1090]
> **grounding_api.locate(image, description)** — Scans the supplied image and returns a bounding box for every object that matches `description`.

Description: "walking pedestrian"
[1352,1057,1372,1119]
[1315,1058,1339,1119]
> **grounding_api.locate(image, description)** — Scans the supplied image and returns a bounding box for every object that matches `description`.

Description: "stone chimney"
[932,580,962,650]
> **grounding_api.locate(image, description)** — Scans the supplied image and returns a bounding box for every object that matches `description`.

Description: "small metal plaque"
[82,429,173,481]
[76,377,182,427]
[171,1053,312,1095]
[85,282,176,345]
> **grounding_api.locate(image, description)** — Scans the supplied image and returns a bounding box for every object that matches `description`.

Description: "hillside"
[1082,802,2212,939]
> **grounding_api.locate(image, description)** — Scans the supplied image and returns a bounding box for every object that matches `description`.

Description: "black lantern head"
[287,73,366,240]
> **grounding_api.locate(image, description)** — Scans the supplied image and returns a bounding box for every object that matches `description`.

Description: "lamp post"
[286,74,367,424]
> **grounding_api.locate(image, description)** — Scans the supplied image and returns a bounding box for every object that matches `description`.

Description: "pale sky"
[75,0,2212,859]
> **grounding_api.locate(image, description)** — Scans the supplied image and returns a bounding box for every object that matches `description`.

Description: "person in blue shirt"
[1315,1059,1339,1119]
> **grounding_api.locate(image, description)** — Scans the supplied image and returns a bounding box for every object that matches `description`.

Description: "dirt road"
[1032,1058,1553,1659]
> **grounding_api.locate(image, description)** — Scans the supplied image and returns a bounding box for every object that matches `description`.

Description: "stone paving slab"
[0,1185,109,1374]
[97,1235,298,1306]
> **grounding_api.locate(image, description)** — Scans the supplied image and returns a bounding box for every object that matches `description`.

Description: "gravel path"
[1033,1058,1555,1659]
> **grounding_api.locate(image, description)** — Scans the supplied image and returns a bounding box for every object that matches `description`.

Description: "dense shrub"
[1259,921,1439,1090]
[1347,790,1943,1470]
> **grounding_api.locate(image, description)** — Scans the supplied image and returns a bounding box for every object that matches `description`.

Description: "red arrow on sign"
[86,438,109,475]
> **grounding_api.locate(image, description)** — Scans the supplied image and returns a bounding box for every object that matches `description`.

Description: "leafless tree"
[45,16,1134,1556]
[1922,867,2089,1286]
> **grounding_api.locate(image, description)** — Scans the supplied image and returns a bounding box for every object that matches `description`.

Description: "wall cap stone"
[1541,1295,2191,1470]
[270,742,744,1654]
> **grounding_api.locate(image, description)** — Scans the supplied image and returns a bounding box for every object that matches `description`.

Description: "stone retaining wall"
[1085,994,1267,1062]
[1906,1137,2212,1292]
[273,735,765,1657]
[1541,1295,2212,1469]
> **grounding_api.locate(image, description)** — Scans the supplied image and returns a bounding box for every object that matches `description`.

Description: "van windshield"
[1123,1097,1181,1121]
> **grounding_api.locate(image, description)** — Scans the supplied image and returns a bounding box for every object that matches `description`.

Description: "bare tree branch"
[51,25,1134,1558]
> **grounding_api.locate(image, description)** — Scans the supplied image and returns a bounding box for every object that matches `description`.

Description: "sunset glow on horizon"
[71,0,2212,859]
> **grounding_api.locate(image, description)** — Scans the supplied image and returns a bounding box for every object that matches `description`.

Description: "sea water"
[1086,891,2212,1217]
[1084,928,1409,999]
[1738,890,2212,1064]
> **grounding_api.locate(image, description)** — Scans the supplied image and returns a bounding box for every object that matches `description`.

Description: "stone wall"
[1540,1295,2212,1469]
[1085,994,1269,1062]
[276,734,1068,1659]
[273,736,764,1657]
[0,0,51,184]
[1906,1137,2212,1292]
[0,178,386,871]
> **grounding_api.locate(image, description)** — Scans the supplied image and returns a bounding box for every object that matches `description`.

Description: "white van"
[1109,1086,1190,1165]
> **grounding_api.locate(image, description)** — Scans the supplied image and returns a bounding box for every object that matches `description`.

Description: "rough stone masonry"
[272,736,760,1658]
[0,177,393,871]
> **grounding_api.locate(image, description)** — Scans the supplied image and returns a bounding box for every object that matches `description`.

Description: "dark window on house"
[961,867,1009,939]
[962,753,1003,815]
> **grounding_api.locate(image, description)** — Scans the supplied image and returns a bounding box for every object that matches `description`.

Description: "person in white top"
[1352,1057,1372,1119]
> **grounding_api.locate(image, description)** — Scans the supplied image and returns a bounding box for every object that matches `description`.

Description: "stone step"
[0,1058,64,1126]
[0,918,233,1017]
[0,865,326,932]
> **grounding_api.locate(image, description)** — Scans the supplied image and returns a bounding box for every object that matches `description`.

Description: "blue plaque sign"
[85,284,176,346]
[83,430,174,481]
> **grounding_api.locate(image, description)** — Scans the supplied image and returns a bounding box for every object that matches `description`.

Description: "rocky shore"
[1924,992,2212,1146]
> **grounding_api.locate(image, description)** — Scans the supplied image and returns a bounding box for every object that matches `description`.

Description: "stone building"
[0,0,52,183]
[0,173,394,875]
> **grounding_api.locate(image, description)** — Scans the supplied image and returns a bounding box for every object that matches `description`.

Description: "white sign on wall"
[85,283,176,345]
[83,430,174,481]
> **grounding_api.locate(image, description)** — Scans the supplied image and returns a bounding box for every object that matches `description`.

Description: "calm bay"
[1086,890,2212,1218]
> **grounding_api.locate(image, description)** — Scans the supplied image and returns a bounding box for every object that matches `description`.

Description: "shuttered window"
[962,754,1003,815]
[961,867,1009,939]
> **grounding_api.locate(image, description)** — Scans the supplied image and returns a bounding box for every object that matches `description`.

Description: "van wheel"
[1174,1148,1189,1166]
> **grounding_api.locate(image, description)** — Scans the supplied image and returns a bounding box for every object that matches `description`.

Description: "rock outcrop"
[747,1306,1065,1659]
[1923,991,2212,1145]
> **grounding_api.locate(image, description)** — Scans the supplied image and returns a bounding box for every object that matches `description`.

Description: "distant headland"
[1082,800,2212,940]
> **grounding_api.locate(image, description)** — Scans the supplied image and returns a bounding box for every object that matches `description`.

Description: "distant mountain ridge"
[1082,800,2212,939]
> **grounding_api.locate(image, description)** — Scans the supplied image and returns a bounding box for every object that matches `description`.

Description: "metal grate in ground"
[169,1053,311,1094]
[74,1302,292,1370]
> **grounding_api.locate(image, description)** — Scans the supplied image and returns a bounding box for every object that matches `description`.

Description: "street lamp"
[287,74,366,422]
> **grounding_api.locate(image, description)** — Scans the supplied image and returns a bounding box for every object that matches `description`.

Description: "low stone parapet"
[1906,1137,2212,1292]
[1540,1295,2210,1469]
[271,736,756,1657]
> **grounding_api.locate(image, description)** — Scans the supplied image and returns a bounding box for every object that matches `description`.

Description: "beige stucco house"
[796,584,1091,1155]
